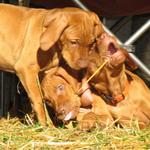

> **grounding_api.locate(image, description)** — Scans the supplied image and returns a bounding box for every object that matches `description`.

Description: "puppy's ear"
[90,12,105,37]
[55,67,78,92]
[125,56,138,71]
[40,13,68,51]
[120,48,138,70]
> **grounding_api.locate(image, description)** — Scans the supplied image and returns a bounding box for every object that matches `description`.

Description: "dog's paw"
[77,112,113,131]
[77,112,98,131]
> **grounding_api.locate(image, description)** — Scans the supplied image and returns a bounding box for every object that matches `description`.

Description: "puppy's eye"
[70,40,79,46]
[57,84,65,92]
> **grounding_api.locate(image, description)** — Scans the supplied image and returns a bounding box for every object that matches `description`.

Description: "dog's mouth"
[104,42,124,68]
[64,111,74,121]
[58,105,80,123]
[108,42,118,55]
[56,110,77,125]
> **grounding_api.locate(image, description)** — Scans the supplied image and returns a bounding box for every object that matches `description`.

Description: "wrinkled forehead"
[63,24,95,43]
[50,76,67,86]
[62,16,96,43]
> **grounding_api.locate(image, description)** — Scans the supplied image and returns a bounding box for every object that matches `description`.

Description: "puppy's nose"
[77,58,88,68]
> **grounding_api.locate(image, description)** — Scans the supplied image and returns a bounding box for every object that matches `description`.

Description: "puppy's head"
[96,33,137,69]
[97,33,128,67]
[40,8,104,70]
[89,33,129,102]
[88,33,128,79]
[41,68,81,123]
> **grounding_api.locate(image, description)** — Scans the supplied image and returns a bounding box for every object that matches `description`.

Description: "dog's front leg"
[15,65,47,126]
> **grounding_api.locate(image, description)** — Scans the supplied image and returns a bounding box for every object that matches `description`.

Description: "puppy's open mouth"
[108,42,118,54]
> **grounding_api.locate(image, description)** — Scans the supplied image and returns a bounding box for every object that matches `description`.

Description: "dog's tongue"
[108,43,117,54]
[64,111,73,121]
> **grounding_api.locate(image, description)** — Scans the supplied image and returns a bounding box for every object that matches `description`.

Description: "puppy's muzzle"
[76,58,88,68]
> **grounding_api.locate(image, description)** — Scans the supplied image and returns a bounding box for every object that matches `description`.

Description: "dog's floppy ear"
[120,48,138,70]
[90,12,105,37]
[125,55,138,71]
[40,13,68,51]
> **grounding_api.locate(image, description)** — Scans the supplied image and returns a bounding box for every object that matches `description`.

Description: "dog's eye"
[70,40,79,46]
[57,84,65,92]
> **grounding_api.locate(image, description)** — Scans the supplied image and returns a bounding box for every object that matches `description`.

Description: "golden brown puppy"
[40,68,81,123]
[41,67,113,130]
[0,4,104,125]
[107,70,150,129]
[87,33,135,103]
[88,33,150,128]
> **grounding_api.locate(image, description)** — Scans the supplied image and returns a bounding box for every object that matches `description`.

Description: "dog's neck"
[91,63,130,106]
[105,65,131,105]
[38,45,60,72]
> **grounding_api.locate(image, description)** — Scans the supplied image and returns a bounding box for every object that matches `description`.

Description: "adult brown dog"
[88,33,150,128]
[0,4,103,125]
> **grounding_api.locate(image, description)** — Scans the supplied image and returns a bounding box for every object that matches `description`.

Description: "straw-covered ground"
[0,117,149,150]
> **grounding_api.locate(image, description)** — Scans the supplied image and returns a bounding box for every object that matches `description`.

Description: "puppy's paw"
[77,112,98,131]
